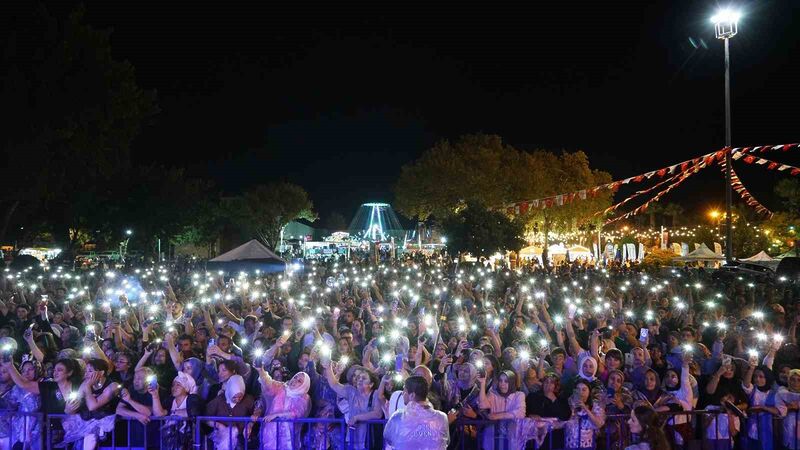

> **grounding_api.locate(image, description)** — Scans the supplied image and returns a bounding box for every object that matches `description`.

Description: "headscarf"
[456,363,478,390]
[468,349,485,366]
[637,369,664,404]
[754,365,776,393]
[663,367,682,392]
[578,355,597,382]
[183,357,205,385]
[285,372,311,397]
[788,369,800,393]
[225,374,246,409]
[174,372,198,395]
[494,370,518,398]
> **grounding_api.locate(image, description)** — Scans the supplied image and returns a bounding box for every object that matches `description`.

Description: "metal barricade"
[0,408,779,450]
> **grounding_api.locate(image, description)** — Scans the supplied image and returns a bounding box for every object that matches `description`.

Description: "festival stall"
[673,244,725,267]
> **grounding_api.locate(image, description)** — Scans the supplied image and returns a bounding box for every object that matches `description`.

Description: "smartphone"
[639,328,649,342]
[147,375,158,391]
[208,338,217,348]
[596,326,612,334]
[624,353,634,367]
[395,354,404,371]
[567,304,578,320]
[722,355,732,367]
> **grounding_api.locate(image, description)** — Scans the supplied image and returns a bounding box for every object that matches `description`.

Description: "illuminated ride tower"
[348,202,404,242]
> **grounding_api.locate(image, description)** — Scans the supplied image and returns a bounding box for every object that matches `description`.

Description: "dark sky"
[19,1,800,222]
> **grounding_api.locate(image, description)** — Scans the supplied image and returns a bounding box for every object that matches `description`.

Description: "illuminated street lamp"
[711,7,741,263]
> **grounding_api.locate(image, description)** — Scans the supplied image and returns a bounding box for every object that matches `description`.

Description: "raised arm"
[324,361,349,397]
[1,360,39,394]
[23,330,45,364]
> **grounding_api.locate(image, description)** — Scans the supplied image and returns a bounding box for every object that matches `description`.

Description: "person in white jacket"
[660,352,694,447]
[384,376,449,450]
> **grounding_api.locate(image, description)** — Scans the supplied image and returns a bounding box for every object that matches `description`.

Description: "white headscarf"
[225,374,246,409]
[285,372,310,398]
[174,372,198,395]
[578,355,597,382]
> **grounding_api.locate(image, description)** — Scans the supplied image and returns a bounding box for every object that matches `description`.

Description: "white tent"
[519,246,543,259]
[674,244,725,262]
[208,239,286,273]
[568,245,593,261]
[740,251,775,262]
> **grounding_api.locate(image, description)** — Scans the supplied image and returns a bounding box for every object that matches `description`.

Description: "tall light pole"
[712,8,741,263]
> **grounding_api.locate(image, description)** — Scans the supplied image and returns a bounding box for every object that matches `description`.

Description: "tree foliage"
[394,134,613,254]
[231,183,318,249]
[440,203,526,257]
[0,6,158,248]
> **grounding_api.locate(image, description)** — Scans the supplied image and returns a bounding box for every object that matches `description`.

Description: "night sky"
[10,1,800,222]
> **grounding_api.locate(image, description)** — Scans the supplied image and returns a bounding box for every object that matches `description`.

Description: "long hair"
[55,358,84,388]
[633,404,670,450]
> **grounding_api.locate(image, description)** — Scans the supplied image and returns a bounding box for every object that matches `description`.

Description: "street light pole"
[712,8,740,263]
[723,36,733,264]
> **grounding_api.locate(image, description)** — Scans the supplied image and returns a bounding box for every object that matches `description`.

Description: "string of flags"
[720,158,773,218]
[497,143,800,220]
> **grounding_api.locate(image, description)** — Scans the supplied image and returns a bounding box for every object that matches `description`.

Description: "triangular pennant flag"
[743,155,756,164]
[767,162,779,170]
[755,158,768,165]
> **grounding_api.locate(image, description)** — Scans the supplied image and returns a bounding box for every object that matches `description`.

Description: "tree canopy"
[440,203,526,257]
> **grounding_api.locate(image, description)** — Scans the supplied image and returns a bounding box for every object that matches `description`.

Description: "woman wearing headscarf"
[556,378,605,449]
[205,374,256,450]
[256,368,311,450]
[444,362,481,416]
[181,357,212,400]
[478,370,526,450]
[156,371,202,450]
[564,354,603,397]
[742,360,787,450]
[634,369,674,410]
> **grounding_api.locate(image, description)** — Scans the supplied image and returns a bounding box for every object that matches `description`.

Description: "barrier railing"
[0,408,791,450]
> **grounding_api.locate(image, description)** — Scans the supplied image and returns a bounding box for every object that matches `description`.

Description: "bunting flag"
[604,162,708,225]
[721,158,773,218]
[497,148,721,215]
[736,153,800,176]
[494,143,800,217]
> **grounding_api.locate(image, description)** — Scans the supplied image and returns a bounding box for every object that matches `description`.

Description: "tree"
[775,179,800,212]
[394,134,612,261]
[662,203,685,228]
[232,183,317,249]
[440,203,525,257]
[0,6,158,248]
[171,195,230,257]
[394,134,539,220]
[324,212,349,232]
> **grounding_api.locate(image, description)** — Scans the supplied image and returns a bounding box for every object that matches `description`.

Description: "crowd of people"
[0,253,797,450]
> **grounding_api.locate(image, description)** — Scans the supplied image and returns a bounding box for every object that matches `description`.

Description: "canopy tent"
[519,246,543,258]
[673,244,725,262]
[208,239,286,273]
[567,245,593,261]
[740,251,775,262]
[548,244,567,255]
